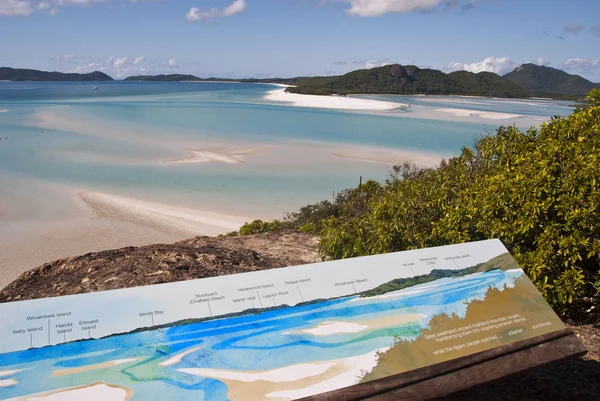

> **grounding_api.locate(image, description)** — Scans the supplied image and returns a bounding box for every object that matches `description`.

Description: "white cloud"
[133,56,145,65]
[564,23,583,34]
[186,0,246,22]
[535,57,549,66]
[222,0,246,16]
[446,56,514,75]
[343,0,444,16]
[0,0,33,16]
[166,58,178,67]
[353,58,392,69]
[563,58,600,71]
[113,56,128,68]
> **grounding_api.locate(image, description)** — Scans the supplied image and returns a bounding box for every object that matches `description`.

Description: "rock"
[0,231,321,303]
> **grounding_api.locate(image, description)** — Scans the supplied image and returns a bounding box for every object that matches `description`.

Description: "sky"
[1,0,599,81]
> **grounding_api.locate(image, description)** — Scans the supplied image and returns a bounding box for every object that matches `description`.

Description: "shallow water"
[0,82,574,284]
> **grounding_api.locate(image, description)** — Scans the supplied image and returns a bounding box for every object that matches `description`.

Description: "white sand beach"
[4,382,133,401]
[265,87,407,111]
[177,347,390,401]
[52,358,138,377]
[159,345,203,367]
[435,107,522,120]
[349,288,429,302]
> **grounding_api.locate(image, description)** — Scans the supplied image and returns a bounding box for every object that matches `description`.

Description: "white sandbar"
[0,379,18,388]
[294,321,369,336]
[265,87,407,111]
[0,368,28,377]
[179,362,336,383]
[436,108,522,120]
[4,382,132,401]
[265,347,390,399]
[160,345,203,367]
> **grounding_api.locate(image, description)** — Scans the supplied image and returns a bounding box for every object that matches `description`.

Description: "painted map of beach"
[0,240,564,400]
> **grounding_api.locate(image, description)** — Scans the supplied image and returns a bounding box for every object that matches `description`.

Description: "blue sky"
[1,0,599,81]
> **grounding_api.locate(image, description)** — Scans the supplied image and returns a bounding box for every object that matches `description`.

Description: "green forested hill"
[0,67,113,81]
[124,74,202,81]
[286,64,531,97]
[504,63,599,96]
[448,70,531,97]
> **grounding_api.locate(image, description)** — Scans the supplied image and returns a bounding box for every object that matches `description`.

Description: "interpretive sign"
[0,239,584,400]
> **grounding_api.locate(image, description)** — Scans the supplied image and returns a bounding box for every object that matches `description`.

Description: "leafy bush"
[239,219,284,236]
[321,89,600,310]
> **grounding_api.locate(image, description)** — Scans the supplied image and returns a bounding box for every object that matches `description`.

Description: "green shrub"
[320,90,600,310]
[239,219,284,235]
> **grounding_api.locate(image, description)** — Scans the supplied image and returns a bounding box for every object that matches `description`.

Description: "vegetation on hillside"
[0,67,113,81]
[504,63,600,97]
[238,89,600,312]
[286,64,532,98]
[124,74,203,81]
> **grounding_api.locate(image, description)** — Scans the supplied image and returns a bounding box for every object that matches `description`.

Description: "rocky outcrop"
[0,231,320,303]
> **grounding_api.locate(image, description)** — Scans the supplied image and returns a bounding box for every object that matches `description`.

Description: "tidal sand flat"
[435,107,523,120]
[79,192,248,236]
[164,147,264,164]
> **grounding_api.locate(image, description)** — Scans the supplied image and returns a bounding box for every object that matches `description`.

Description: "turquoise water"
[0,269,523,400]
[0,82,574,217]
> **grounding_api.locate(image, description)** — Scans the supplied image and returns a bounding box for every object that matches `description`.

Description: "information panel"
[0,239,564,400]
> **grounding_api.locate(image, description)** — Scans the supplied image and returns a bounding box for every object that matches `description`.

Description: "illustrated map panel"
[0,239,564,401]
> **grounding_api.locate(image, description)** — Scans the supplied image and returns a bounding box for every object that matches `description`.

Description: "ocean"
[0,81,574,285]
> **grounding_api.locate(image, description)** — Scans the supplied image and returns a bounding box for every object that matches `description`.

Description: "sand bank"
[164,147,263,165]
[52,358,138,377]
[159,345,203,367]
[286,314,424,337]
[0,368,29,377]
[0,379,18,388]
[79,191,247,236]
[287,321,368,336]
[436,108,522,120]
[265,87,407,111]
[330,147,445,167]
[179,362,335,383]
[178,347,389,401]
[4,382,133,401]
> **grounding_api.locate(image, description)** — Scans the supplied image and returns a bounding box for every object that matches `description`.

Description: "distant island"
[2,63,597,100]
[503,63,598,97]
[0,67,113,82]
[284,63,598,99]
